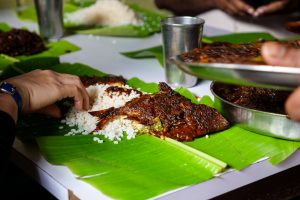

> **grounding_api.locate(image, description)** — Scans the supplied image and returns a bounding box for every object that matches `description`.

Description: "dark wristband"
[0,82,23,113]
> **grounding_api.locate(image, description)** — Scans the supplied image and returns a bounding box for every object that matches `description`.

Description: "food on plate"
[65,0,142,27]
[180,40,300,65]
[61,76,229,142]
[80,75,126,87]
[213,82,291,114]
[0,28,46,56]
[91,82,229,141]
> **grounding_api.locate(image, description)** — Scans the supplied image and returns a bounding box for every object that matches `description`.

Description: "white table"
[1,8,299,200]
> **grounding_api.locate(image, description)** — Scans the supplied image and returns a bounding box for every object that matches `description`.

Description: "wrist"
[0,81,23,113]
[0,93,18,123]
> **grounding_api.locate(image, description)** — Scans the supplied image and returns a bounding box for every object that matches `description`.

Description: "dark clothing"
[0,111,16,177]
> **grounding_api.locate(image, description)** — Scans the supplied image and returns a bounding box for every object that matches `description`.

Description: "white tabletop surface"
[1,8,300,200]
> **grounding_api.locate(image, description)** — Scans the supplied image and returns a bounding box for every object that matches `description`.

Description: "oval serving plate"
[171,56,300,90]
[210,82,300,141]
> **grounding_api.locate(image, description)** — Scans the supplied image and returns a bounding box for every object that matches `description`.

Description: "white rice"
[64,108,99,136]
[65,0,142,27]
[86,83,141,111]
[94,116,146,142]
[62,82,146,143]
[93,137,104,144]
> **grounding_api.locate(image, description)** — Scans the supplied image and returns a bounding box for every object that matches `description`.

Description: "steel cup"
[161,16,205,88]
[34,0,64,40]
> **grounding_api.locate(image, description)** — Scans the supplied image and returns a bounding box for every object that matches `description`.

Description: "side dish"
[213,82,291,114]
[180,40,300,65]
[0,28,46,56]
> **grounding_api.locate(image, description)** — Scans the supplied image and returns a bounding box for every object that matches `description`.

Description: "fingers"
[4,69,90,115]
[60,84,87,111]
[31,70,90,111]
[37,104,62,118]
[58,73,90,110]
[262,42,300,67]
[254,1,287,16]
[233,0,255,16]
[286,87,300,121]
[215,0,254,16]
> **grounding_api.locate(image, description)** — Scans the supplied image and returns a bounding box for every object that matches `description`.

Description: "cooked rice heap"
[62,79,146,143]
[65,0,142,27]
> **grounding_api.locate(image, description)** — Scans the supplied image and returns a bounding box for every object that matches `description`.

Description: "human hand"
[262,42,300,121]
[5,70,89,118]
[253,0,297,17]
[214,0,255,16]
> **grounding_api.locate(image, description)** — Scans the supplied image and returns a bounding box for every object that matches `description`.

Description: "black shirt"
[0,111,16,176]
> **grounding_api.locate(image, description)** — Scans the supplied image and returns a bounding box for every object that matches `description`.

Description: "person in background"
[0,70,89,176]
[155,0,300,17]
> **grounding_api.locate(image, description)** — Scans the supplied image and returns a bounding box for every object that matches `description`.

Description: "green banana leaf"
[0,22,11,32]
[121,46,164,66]
[16,40,80,60]
[0,57,106,80]
[126,77,159,93]
[0,23,80,70]
[204,32,275,44]
[0,54,19,70]
[185,126,300,169]
[17,2,167,37]
[37,135,220,200]
[121,32,277,66]
[2,58,299,199]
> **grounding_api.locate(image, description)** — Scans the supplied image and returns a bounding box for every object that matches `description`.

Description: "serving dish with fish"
[173,39,300,90]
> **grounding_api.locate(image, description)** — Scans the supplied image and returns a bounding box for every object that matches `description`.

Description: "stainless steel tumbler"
[34,0,64,40]
[161,16,205,88]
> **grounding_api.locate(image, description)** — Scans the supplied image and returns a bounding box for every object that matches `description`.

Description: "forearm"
[155,0,216,16]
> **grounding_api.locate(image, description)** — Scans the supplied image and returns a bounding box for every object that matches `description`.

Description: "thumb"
[286,87,300,121]
[36,105,62,118]
[262,42,300,67]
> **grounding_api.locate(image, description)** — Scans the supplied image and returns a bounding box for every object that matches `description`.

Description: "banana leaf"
[204,32,275,44]
[126,77,159,93]
[0,54,19,70]
[185,126,300,169]
[121,32,277,66]
[121,46,164,66]
[16,40,80,60]
[3,58,299,199]
[0,57,106,80]
[17,2,167,37]
[0,22,11,32]
[37,134,221,199]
